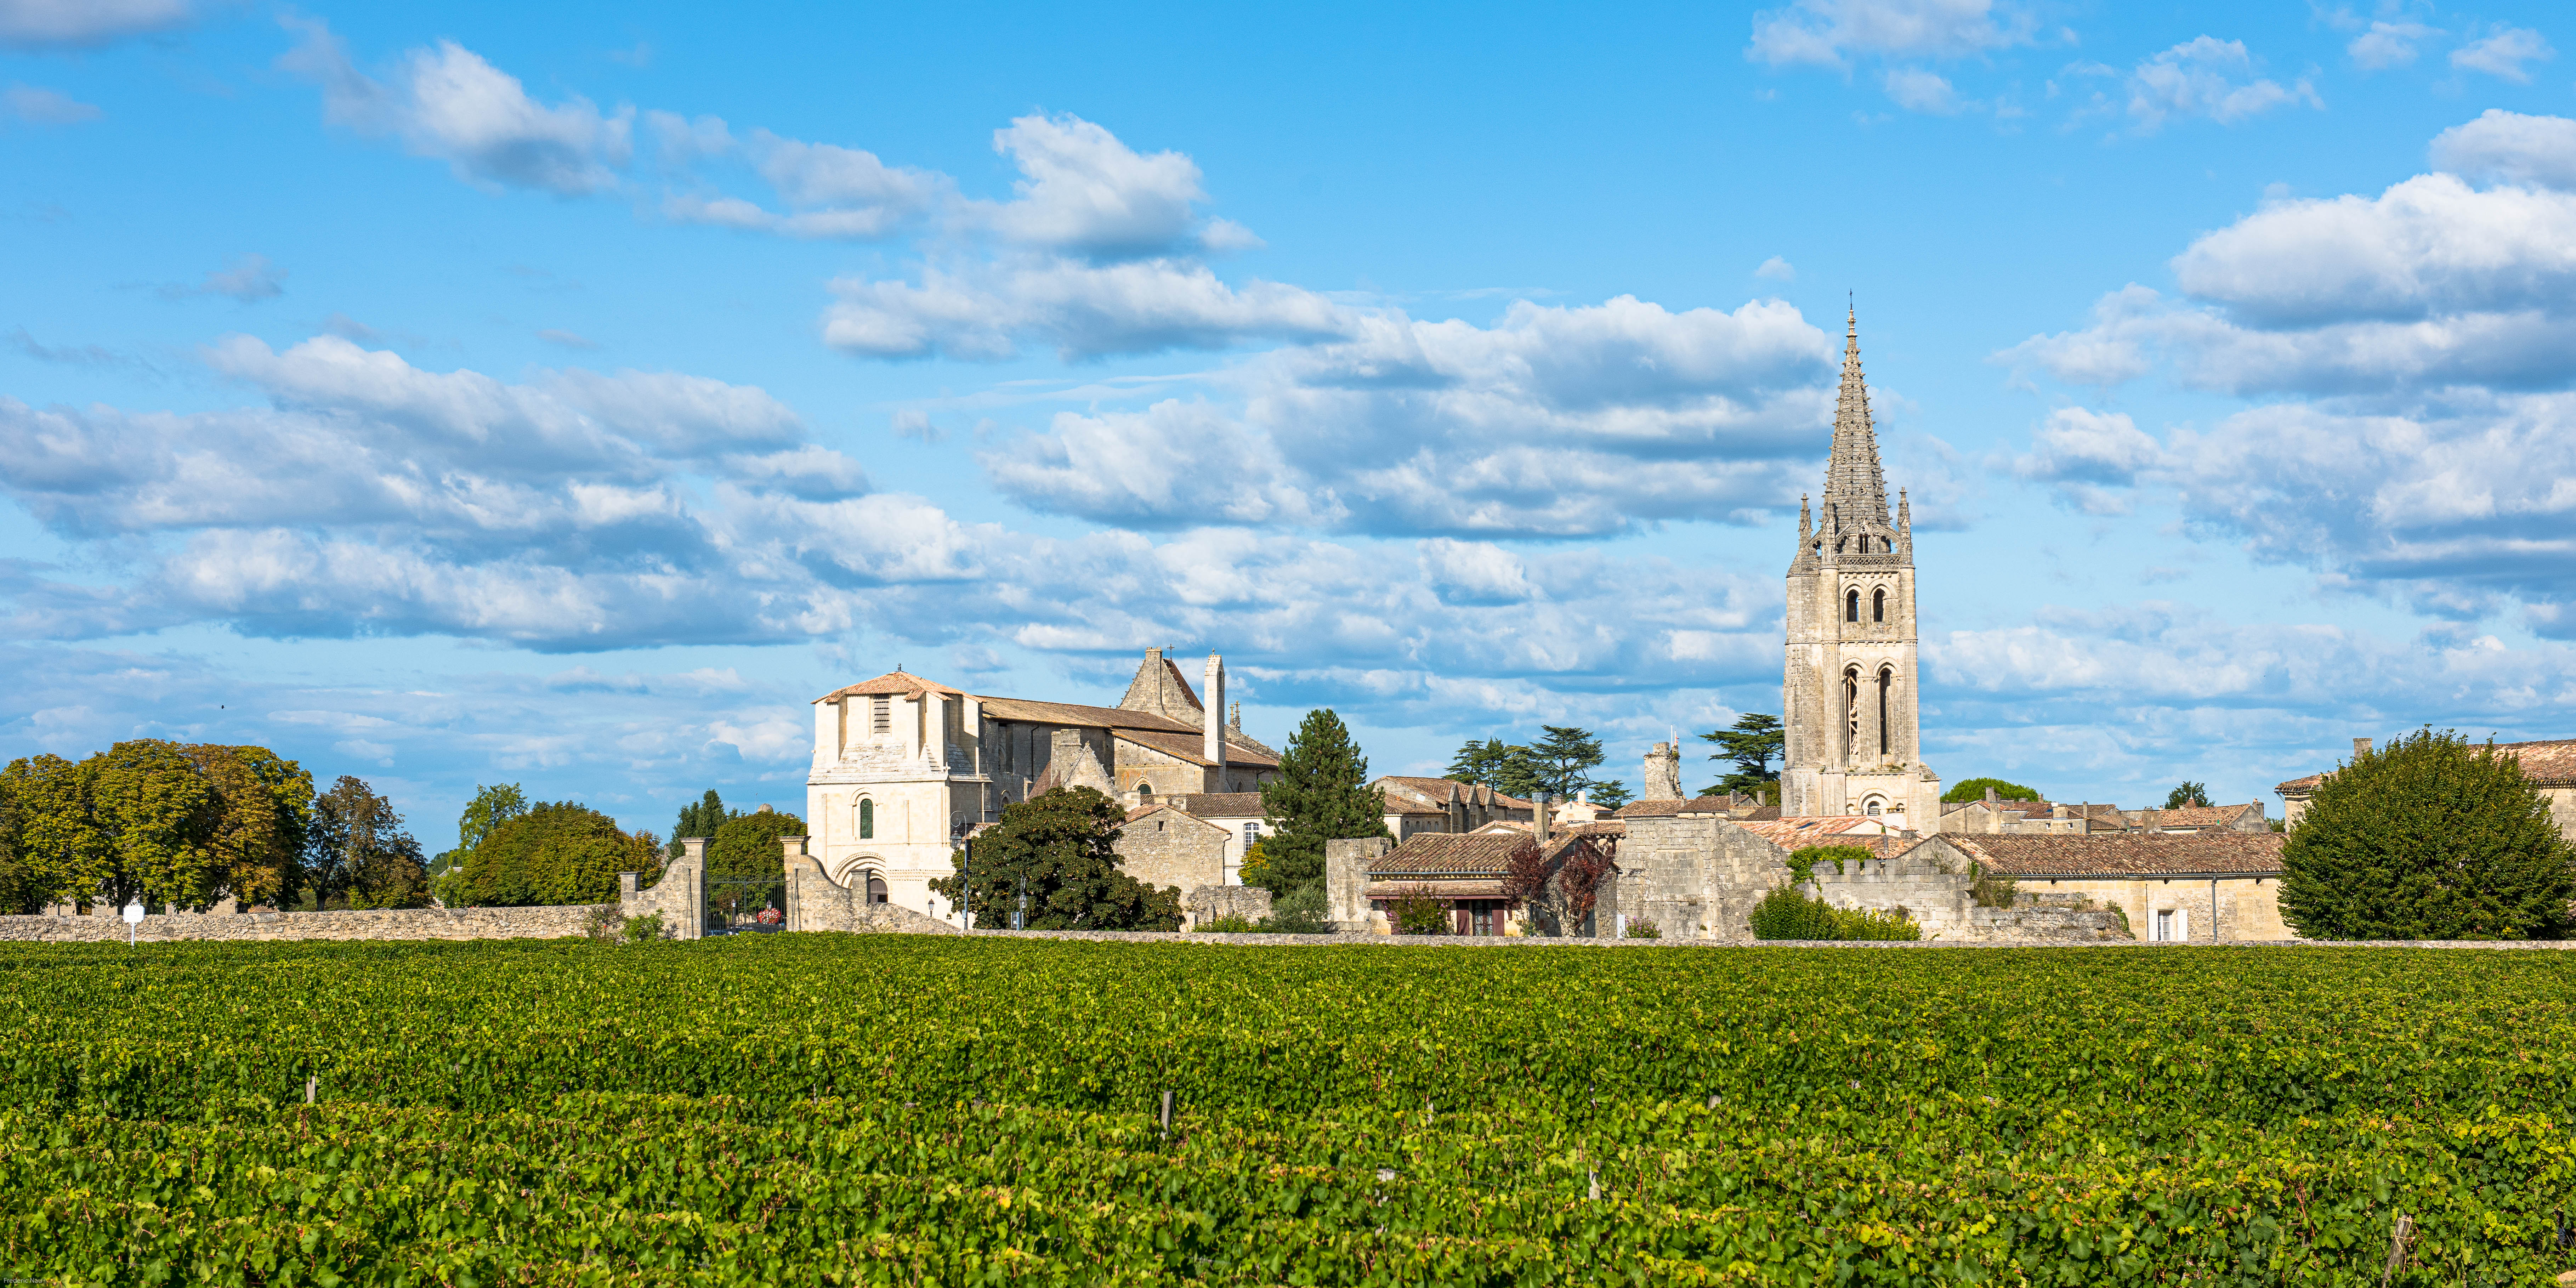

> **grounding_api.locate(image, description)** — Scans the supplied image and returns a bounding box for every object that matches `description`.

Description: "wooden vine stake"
[2377,1213,2414,1288]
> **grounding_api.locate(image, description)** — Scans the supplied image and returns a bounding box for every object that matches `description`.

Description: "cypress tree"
[1256,708,1390,901]
[2280,728,2576,940]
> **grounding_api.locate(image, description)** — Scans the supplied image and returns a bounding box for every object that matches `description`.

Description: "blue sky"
[7,0,2576,849]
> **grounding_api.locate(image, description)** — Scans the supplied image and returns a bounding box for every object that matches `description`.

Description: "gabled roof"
[1117,648,1204,721]
[1365,832,1533,876]
[975,696,1200,733]
[815,671,967,703]
[1375,776,1535,812]
[1948,832,2285,877]
[1114,727,1283,769]
[1737,815,1910,858]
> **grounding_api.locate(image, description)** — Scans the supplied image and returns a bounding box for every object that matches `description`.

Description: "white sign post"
[121,899,143,947]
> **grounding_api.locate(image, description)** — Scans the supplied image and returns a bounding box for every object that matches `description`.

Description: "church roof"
[1114,727,1283,769]
[975,696,1199,732]
[1118,647,1205,721]
[815,671,966,703]
[1170,791,1269,818]
[1821,308,1891,527]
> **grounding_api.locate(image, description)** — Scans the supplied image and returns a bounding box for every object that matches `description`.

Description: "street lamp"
[953,817,972,931]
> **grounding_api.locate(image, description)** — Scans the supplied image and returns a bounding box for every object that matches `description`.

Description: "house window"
[858,798,874,839]
[871,697,891,733]
[1244,822,1262,845]
[2155,908,2175,942]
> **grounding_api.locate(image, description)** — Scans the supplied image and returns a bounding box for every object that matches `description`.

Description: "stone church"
[1782,310,1944,828]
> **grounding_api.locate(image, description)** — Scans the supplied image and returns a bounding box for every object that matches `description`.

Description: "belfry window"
[1846,589,1860,622]
[1872,588,1885,623]
[858,798,875,839]
[870,697,891,733]
[1877,668,1893,756]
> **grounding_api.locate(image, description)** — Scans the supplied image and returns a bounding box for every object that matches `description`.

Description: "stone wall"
[1186,884,1272,924]
[2005,874,2289,942]
[1323,836,1391,930]
[1116,809,1227,897]
[0,903,608,943]
[784,838,961,934]
[620,838,705,940]
[1610,813,1792,937]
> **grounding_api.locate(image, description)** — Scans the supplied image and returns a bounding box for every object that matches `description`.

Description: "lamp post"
[954,817,972,931]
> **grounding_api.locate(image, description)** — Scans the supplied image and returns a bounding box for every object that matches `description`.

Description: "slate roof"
[1171,792,1268,818]
[1947,832,2286,877]
[2280,737,2576,795]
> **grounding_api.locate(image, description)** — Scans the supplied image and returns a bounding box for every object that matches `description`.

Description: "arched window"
[865,873,888,904]
[1846,589,1860,622]
[1137,783,1153,803]
[1877,668,1894,756]
[1865,798,1883,816]
[858,798,874,839]
[1872,588,1885,623]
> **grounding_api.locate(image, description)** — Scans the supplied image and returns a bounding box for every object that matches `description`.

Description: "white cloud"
[1883,68,1965,113]
[2450,25,2554,83]
[1754,255,1797,282]
[1748,0,2030,69]
[3,83,100,124]
[2126,37,2319,132]
[821,256,1352,361]
[0,0,189,48]
[2430,109,2576,191]
[279,17,633,197]
[2013,407,2163,488]
[2346,21,2438,70]
[978,399,1338,528]
[158,253,285,302]
[984,113,1210,258]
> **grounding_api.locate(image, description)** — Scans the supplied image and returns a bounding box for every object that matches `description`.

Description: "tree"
[1502,836,1614,936]
[1588,779,1634,810]
[433,783,528,906]
[1701,714,1785,797]
[1528,726,1605,801]
[708,808,806,922]
[1941,777,2041,805]
[2163,781,2211,809]
[1257,709,1390,901]
[455,802,654,908]
[309,777,430,909]
[669,789,728,857]
[0,759,40,914]
[2280,728,2575,941]
[12,753,107,909]
[927,787,1180,930]
[1446,738,1546,799]
[183,745,314,909]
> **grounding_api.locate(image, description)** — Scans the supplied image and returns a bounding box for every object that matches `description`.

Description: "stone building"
[2124,802,2269,834]
[2279,736,2576,840]
[1939,794,2126,835]
[1939,832,2291,942]
[1781,311,1943,827]
[1375,776,1536,840]
[802,648,1281,926]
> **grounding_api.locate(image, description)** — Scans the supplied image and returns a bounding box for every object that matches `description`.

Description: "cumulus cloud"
[821,257,1352,361]
[983,113,1209,258]
[2450,25,2554,82]
[2431,109,2576,191]
[652,115,945,239]
[1747,0,2031,69]
[2126,37,2319,132]
[0,0,190,48]
[1754,255,1797,282]
[1883,68,1965,114]
[3,83,100,124]
[279,17,632,197]
[2346,20,2438,70]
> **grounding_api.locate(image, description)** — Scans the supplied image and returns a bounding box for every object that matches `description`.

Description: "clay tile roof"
[1566,820,1627,840]
[975,696,1199,733]
[1364,832,1535,876]
[1376,776,1535,811]
[2277,772,2326,794]
[815,671,966,703]
[1948,832,2285,877]
[1613,795,1738,818]
[1114,727,1283,770]
[1736,815,1910,858]
[2279,736,2576,796]
[2135,804,2259,829]
[1171,791,1268,818]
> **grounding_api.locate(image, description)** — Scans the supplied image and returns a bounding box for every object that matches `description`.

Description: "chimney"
[1535,792,1553,848]
[1202,652,1227,770]
[2353,737,2372,759]
[1984,785,1997,804]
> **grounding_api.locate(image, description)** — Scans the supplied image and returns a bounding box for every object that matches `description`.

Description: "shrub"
[1750,885,1922,941]
[1787,844,1873,884]
[621,911,668,942]
[1388,885,1448,935]
[1258,885,1334,934]
[1622,918,1661,940]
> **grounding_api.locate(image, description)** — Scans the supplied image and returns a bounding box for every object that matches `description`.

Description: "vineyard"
[2,936,2571,1284]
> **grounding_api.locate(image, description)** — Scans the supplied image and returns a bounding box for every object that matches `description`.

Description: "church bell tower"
[1781,309,1941,825]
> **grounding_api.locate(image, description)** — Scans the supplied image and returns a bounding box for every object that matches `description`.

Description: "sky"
[6,0,2576,850]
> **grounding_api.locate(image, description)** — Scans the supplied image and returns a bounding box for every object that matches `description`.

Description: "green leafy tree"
[87,741,221,909]
[9,755,102,909]
[183,745,314,908]
[2280,728,2576,940]
[1701,714,1785,798]
[928,787,1180,930]
[2163,781,2211,809]
[1527,726,1605,801]
[456,801,654,908]
[309,777,430,909]
[1941,777,2042,805]
[708,808,806,922]
[1258,709,1390,901]
[0,759,39,914]
[433,783,528,906]
[1587,779,1634,810]
[669,789,728,857]
[1446,738,1547,799]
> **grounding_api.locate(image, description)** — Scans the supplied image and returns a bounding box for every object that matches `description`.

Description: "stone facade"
[1116,803,1230,927]
[803,648,1284,929]
[0,903,609,942]
[1942,832,2292,942]
[1781,311,1941,828]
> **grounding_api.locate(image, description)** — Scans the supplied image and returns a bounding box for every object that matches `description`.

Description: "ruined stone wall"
[1323,836,1391,930]
[1186,885,1272,924]
[620,839,704,940]
[0,904,609,943]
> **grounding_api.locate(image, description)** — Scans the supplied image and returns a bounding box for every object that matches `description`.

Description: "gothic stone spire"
[1823,307,1891,526]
